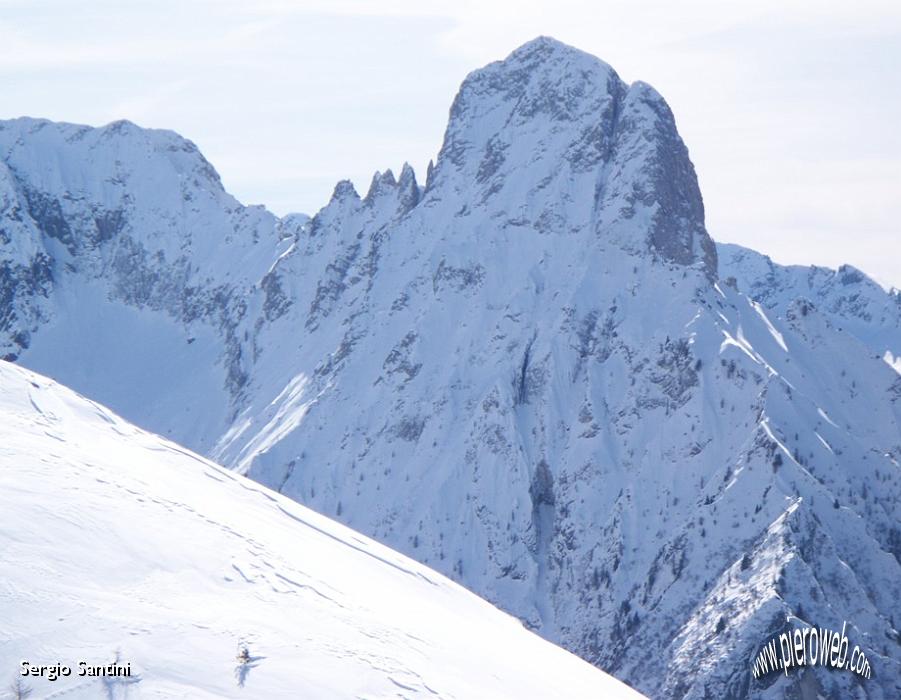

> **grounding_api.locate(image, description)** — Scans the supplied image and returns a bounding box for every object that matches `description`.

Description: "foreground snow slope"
[0,361,643,700]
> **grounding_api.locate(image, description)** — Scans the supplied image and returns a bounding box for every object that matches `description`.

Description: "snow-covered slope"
[2,37,900,699]
[0,360,643,699]
[0,116,293,452]
[718,242,901,373]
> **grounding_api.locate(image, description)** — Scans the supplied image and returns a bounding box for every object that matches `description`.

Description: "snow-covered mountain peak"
[329,178,361,204]
[366,168,397,197]
[428,36,716,281]
[433,37,623,186]
[0,115,288,443]
[0,115,279,285]
[0,116,225,201]
[445,35,622,128]
[363,165,421,215]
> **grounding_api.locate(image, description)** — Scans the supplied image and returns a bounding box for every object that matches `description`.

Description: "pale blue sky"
[1,0,899,286]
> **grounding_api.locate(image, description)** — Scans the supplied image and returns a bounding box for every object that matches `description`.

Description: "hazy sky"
[1,1,899,287]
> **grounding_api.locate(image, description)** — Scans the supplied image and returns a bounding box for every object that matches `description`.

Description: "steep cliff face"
[2,38,899,699]
[431,37,716,279]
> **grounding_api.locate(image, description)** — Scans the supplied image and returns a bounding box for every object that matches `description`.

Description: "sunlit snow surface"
[0,361,644,699]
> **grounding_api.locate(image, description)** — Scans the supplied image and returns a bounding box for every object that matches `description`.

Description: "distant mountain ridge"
[718,242,901,372]
[1,37,899,699]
